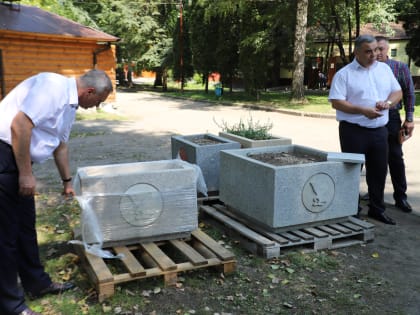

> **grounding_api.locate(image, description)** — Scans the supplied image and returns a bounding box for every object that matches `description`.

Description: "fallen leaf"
[283,302,293,308]
[286,268,295,274]
[372,252,379,258]
[102,305,112,313]
[271,277,281,284]
[153,287,161,294]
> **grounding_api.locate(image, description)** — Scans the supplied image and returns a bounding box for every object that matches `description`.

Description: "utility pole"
[179,0,184,92]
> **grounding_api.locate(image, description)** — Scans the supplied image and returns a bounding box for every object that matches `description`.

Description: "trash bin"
[214,83,222,96]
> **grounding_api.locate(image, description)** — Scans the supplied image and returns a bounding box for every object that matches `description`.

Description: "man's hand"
[403,120,415,137]
[375,100,390,111]
[19,174,36,196]
[362,107,384,119]
[62,182,75,199]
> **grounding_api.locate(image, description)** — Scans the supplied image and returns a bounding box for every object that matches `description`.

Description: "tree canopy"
[20,0,413,98]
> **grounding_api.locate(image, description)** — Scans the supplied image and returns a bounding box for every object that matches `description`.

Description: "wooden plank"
[339,222,363,232]
[259,230,290,245]
[290,230,314,240]
[113,246,146,277]
[192,229,235,261]
[326,223,352,234]
[316,225,341,236]
[302,227,329,238]
[200,205,276,247]
[84,251,114,284]
[278,231,302,243]
[169,239,208,266]
[348,216,375,229]
[140,242,177,271]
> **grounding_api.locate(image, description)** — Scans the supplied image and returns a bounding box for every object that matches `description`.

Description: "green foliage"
[396,0,420,66]
[215,115,273,140]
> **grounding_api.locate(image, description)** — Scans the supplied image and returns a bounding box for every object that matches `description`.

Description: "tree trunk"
[291,0,308,103]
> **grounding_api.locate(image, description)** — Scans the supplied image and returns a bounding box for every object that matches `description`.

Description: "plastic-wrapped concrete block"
[74,159,198,245]
[219,145,364,231]
[171,133,240,192]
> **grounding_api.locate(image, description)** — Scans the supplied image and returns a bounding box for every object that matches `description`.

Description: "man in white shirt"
[329,35,402,225]
[0,69,112,315]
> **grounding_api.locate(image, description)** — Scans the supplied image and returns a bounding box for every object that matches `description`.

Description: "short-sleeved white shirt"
[328,59,401,128]
[0,73,78,163]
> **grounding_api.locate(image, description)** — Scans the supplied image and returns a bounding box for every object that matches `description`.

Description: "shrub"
[215,116,273,140]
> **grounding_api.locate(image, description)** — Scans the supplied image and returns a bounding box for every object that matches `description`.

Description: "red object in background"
[178,147,188,161]
[209,72,220,82]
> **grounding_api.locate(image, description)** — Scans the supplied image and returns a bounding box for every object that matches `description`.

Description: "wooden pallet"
[200,204,375,259]
[74,229,236,301]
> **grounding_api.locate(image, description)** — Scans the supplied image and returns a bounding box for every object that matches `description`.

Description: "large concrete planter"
[74,160,198,245]
[171,133,240,192]
[219,145,364,231]
[219,131,291,148]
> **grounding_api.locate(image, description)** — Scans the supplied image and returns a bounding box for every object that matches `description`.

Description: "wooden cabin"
[0,2,119,101]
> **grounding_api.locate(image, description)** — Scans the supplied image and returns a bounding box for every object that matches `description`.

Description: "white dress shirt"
[328,59,401,128]
[0,73,78,163]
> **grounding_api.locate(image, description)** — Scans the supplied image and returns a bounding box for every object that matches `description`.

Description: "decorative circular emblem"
[119,183,163,227]
[302,173,335,213]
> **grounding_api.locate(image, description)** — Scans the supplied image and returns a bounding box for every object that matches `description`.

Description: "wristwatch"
[406,117,413,122]
[386,100,392,107]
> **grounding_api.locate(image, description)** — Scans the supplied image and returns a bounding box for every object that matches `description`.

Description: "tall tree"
[291,0,308,102]
[396,0,420,66]
[189,2,219,93]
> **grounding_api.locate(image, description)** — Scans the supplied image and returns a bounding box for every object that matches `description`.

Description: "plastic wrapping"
[71,159,205,258]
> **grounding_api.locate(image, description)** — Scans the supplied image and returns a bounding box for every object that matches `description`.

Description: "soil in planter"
[248,152,325,166]
[190,137,223,145]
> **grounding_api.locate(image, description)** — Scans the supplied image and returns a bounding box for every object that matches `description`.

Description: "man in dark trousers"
[375,36,415,213]
[0,69,112,315]
[329,35,402,225]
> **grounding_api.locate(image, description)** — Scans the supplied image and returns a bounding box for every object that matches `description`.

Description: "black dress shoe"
[395,199,412,213]
[368,211,396,225]
[19,307,41,315]
[29,282,75,299]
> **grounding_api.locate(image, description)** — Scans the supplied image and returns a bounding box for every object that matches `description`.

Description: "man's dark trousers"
[339,121,388,214]
[387,109,407,203]
[0,140,51,315]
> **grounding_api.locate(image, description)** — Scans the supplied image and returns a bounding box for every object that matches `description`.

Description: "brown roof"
[310,21,409,42]
[359,22,409,40]
[0,2,119,42]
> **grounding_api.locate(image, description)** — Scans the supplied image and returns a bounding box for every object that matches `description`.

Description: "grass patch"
[76,108,126,121]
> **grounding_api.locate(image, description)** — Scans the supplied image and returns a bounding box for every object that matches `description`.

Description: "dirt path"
[33,90,420,313]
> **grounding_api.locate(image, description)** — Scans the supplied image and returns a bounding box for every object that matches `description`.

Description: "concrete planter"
[171,133,240,192]
[219,131,291,148]
[74,160,198,245]
[219,145,364,231]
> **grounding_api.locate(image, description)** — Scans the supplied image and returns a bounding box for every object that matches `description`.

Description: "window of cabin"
[390,49,397,57]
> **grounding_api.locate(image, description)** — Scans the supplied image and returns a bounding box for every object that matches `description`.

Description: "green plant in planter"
[215,116,273,140]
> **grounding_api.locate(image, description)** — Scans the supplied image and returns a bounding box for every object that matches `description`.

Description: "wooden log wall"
[0,33,117,102]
